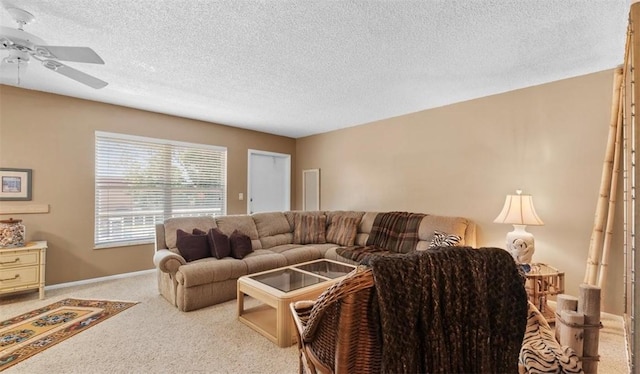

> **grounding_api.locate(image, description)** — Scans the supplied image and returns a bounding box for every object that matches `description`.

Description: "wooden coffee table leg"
[276,298,291,347]
[237,286,244,317]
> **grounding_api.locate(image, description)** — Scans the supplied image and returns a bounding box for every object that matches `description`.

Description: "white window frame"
[94,131,227,248]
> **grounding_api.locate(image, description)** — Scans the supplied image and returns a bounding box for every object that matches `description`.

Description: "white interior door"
[248,150,291,214]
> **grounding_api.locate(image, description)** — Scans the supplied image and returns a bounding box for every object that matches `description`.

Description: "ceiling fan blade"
[34,45,105,64]
[42,59,108,89]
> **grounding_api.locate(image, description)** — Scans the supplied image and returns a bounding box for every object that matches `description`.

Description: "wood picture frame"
[0,168,32,201]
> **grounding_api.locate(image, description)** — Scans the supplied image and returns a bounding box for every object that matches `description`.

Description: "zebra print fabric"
[519,302,583,373]
[428,230,462,249]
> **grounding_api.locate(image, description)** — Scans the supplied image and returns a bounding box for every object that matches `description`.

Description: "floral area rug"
[0,298,138,371]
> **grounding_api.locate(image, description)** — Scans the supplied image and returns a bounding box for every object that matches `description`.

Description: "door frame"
[247,149,291,214]
[302,169,320,211]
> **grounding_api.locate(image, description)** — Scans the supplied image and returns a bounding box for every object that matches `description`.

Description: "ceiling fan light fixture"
[6,7,35,29]
[2,50,29,64]
[0,53,28,85]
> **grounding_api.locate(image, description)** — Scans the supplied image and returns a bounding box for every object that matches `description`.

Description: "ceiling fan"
[0,7,108,89]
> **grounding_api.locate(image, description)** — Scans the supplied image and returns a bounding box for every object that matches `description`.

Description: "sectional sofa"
[153,210,476,312]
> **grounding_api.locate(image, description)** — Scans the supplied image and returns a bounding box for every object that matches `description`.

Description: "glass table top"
[247,260,356,293]
[249,268,325,293]
[294,261,356,279]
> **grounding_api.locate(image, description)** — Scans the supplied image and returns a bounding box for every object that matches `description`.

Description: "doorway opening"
[247,150,291,214]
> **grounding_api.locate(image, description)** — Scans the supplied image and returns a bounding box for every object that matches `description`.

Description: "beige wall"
[0,85,296,285]
[0,70,624,314]
[295,69,624,314]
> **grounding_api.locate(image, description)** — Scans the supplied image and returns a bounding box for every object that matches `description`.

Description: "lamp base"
[506,225,535,264]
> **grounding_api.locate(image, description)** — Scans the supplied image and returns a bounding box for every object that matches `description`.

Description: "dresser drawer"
[0,242,46,299]
[0,251,39,269]
[0,266,38,288]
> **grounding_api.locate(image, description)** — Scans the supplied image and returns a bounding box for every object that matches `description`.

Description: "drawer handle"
[0,258,20,265]
[0,274,19,282]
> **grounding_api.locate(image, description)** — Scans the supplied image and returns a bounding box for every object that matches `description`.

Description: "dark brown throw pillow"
[176,229,211,262]
[229,229,253,259]
[326,216,359,246]
[293,214,327,244]
[207,228,231,259]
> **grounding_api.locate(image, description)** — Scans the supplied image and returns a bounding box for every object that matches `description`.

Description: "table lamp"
[493,190,544,263]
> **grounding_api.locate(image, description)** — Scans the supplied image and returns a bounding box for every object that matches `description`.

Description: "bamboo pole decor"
[584,68,624,285]
[597,86,624,292]
[598,28,631,293]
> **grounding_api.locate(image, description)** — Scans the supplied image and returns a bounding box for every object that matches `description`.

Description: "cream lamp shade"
[494,190,544,264]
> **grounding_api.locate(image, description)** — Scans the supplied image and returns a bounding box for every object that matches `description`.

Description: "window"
[95,131,226,247]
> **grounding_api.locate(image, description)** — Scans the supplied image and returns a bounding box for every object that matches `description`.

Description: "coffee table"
[237,259,356,347]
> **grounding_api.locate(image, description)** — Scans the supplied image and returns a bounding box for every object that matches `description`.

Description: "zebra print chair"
[519,301,583,373]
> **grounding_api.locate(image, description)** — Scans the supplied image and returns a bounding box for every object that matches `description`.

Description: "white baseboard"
[45,269,156,291]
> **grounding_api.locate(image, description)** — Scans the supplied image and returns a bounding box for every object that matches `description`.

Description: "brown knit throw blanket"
[334,245,387,262]
[367,247,528,374]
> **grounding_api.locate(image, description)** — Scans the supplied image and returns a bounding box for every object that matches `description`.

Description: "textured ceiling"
[0,1,631,138]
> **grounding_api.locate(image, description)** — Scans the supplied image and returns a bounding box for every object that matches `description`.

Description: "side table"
[523,263,564,323]
[0,241,47,299]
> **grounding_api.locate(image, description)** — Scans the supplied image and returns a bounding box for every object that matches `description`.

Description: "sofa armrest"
[153,249,186,275]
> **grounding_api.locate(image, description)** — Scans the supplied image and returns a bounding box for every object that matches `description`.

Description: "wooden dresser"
[0,241,47,299]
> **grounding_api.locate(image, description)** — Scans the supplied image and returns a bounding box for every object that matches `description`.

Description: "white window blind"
[95,131,227,247]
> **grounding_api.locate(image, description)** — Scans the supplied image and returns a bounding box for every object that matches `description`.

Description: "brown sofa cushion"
[417,215,468,245]
[285,211,325,231]
[176,229,211,262]
[326,215,359,246]
[216,215,262,250]
[355,211,379,246]
[230,229,253,259]
[253,212,291,236]
[207,228,231,259]
[325,211,365,225]
[164,216,217,249]
[293,214,327,244]
[252,212,294,249]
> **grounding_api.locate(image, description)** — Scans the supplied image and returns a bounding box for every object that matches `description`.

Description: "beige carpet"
[0,298,138,371]
[0,272,298,373]
[598,311,630,373]
[0,271,630,373]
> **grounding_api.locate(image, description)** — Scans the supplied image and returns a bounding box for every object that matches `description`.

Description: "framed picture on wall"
[0,168,32,201]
